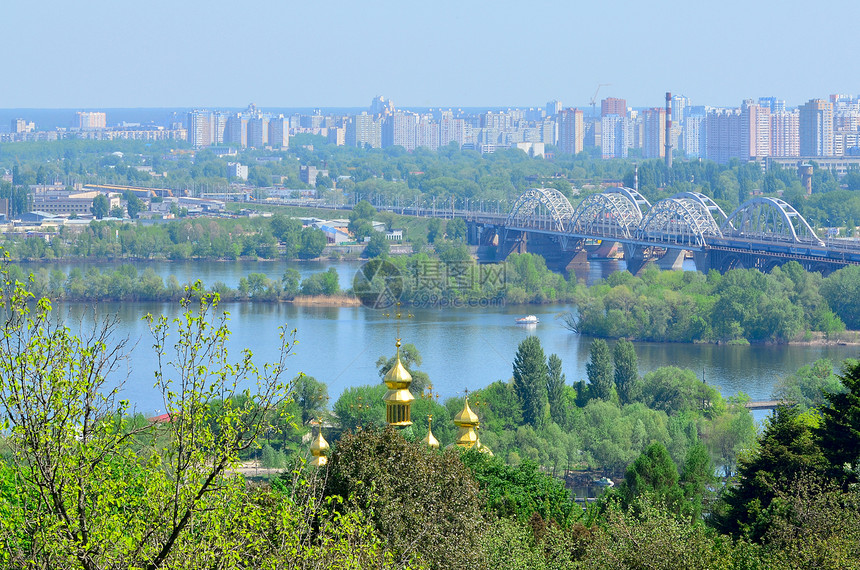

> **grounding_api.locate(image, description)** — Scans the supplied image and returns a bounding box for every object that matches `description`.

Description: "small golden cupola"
[383,339,414,426]
[452,396,492,455]
[309,422,330,467]
[422,414,440,449]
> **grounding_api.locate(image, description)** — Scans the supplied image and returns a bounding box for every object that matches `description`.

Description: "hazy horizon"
[2,0,857,111]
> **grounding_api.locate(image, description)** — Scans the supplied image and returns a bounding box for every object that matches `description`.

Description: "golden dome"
[383,339,415,427]
[453,398,479,426]
[449,396,492,455]
[383,341,413,389]
[422,415,440,449]
[309,428,329,467]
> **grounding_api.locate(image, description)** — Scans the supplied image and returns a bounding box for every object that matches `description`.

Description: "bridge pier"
[623,244,649,275]
[656,248,686,271]
[590,241,619,258]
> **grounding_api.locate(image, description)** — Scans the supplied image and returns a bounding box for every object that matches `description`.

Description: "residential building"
[268,116,289,148]
[642,108,666,159]
[76,111,107,130]
[346,112,381,148]
[227,162,248,181]
[601,114,629,159]
[557,108,584,155]
[799,99,834,157]
[246,116,268,149]
[601,97,627,118]
[187,110,213,148]
[771,110,800,157]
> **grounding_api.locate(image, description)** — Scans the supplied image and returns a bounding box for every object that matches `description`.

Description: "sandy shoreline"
[288,294,361,307]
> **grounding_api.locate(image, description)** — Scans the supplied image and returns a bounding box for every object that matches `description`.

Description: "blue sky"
[2,0,857,110]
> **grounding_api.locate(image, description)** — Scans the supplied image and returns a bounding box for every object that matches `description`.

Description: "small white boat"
[515,315,539,325]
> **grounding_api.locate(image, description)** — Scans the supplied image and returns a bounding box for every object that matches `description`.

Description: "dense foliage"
[567,261,855,343]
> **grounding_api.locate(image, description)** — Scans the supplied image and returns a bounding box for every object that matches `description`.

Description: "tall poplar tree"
[512,336,549,427]
[546,353,566,425]
[613,338,640,405]
[586,339,614,401]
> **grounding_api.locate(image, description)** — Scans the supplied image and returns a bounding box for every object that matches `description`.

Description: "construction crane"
[590,83,611,118]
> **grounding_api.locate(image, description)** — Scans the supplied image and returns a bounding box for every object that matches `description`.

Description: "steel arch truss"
[637,197,723,247]
[670,192,731,228]
[722,197,824,246]
[506,187,574,233]
[608,187,652,218]
[569,191,643,239]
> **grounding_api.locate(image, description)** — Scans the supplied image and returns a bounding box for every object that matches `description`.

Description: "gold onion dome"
[309,427,329,467]
[450,397,492,455]
[422,415,440,449]
[383,339,414,426]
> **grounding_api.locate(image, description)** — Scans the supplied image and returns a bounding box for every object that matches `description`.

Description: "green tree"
[446,217,467,241]
[461,451,578,526]
[363,231,389,258]
[281,268,301,298]
[773,358,848,411]
[512,336,549,427]
[546,353,566,425]
[715,406,827,540]
[817,358,860,482]
[125,192,143,219]
[0,273,295,568]
[613,339,639,405]
[427,218,441,243]
[300,267,340,296]
[290,373,329,425]
[617,442,682,512]
[348,199,376,237]
[298,227,327,259]
[321,426,485,569]
[376,343,429,394]
[586,339,614,401]
[91,194,109,219]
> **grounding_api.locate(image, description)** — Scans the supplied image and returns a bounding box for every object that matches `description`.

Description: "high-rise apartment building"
[557,108,584,155]
[799,99,834,157]
[212,112,229,145]
[683,111,706,158]
[187,110,213,148]
[546,100,562,116]
[770,110,800,157]
[382,112,417,150]
[246,117,268,149]
[415,115,439,151]
[601,98,627,118]
[347,112,382,148]
[11,119,35,133]
[642,108,666,159]
[740,100,770,159]
[601,114,629,159]
[77,111,107,130]
[439,112,466,148]
[758,97,786,114]
[268,116,289,148]
[224,115,247,147]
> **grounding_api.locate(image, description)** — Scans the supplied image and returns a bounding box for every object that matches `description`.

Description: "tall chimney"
[665,92,672,169]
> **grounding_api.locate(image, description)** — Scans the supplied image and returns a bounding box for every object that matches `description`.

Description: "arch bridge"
[470,187,860,274]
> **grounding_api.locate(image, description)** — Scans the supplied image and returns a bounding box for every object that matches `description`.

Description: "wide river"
[27,259,859,415]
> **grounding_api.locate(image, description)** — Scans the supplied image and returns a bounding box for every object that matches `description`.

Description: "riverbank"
[289,294,361,307]
[789,331,860,346]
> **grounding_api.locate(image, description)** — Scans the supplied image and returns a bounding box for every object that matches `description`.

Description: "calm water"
[23,259,860,414]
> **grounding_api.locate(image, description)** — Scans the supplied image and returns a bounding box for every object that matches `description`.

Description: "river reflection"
[55,299,858,415]
[22,257,860,413]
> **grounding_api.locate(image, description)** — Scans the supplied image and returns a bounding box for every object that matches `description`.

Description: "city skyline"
[2,0,858,110]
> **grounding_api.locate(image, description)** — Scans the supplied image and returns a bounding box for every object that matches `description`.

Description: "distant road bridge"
[391,187,860,274]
